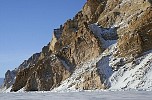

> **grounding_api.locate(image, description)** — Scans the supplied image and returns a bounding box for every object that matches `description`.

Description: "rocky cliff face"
[2,53,40,89]
[97,0,152,57]
[2,0,152,92]
[11,0,104,91]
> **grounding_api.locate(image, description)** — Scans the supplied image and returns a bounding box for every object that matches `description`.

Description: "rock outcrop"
[2,53,40,89]
[2,0,152,92]
[97,0,152,57]
[3,70,16,89]
[10,0,104,91]
[12,55,70,91]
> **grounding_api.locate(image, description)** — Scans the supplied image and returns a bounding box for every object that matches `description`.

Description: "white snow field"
[0,91,152,100]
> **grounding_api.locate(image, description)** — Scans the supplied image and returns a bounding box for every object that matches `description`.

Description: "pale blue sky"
[0,0,86,78]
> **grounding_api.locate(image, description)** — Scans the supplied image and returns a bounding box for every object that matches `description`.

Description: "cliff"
[1,0,152,92]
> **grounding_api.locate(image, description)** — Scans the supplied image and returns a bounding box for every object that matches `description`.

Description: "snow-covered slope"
[3,23,152,92]
[109,50,152,90]
[52,24,152,91]
[52,44,152,91]
[2,0,152,92]
[52,41,116,92]
[89,24,152,90]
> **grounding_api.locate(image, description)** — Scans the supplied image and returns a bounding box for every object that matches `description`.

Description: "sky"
[0,0,86,78]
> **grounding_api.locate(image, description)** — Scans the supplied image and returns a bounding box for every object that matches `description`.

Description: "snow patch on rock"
[89,23,117,49]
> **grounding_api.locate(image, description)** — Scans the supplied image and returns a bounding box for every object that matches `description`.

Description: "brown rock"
[5,0,152,92]
[54,21,102,66]
[3,53,40,90]
[97,0,152,57]
[82,0,107,23]
[76,68,105,90]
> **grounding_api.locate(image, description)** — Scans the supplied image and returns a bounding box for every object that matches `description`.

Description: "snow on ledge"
[89,23,117,49]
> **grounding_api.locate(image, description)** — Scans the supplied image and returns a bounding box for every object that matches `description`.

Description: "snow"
[1,20,152,93]
[0,91,152,100]
[5,86,12,93]
[121,0,131,6]
[97,56,113,87]
[51,32,152,91]
[52,41,117,92]
[52,59,95,92]
[109,50,152,90]
[89,23,117,48]
[0,86,12,93]
[53,24,152,91]
[88,23,152,90]
[2,24,152,92]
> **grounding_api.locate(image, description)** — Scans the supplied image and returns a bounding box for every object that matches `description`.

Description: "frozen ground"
[0,91,152,100]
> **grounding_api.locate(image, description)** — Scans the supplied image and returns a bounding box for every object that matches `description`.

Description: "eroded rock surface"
[2,0,152,91]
